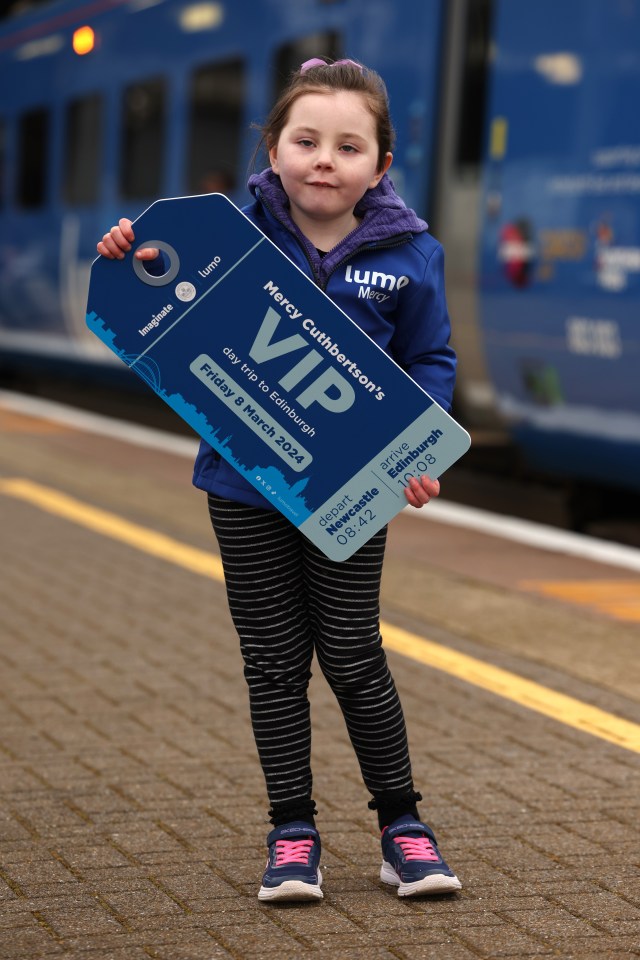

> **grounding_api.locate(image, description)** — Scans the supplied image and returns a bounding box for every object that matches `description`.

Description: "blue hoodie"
[192,170,457,508]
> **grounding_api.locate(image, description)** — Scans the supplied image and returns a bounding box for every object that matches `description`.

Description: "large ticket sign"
[86,194,470,560]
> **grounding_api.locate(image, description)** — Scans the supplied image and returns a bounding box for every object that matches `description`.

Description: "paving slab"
[1,403,639,958]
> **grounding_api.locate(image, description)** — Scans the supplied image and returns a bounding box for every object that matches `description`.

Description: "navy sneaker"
[380,816,461,896]
[258,821,323,901]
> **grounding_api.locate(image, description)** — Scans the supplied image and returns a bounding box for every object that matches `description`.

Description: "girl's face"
[269,90,392,234]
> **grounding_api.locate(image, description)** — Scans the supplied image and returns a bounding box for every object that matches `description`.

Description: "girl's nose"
[314,148,335,168]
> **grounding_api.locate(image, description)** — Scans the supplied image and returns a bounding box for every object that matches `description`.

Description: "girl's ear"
[269,145,279,174]
[369,152,393,189]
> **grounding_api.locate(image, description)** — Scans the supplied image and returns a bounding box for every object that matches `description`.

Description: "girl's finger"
[97,235,125,259]
[118,217,135,242]
[419,475,440,498]
[109,224,131,252]
[135,247,160,260]
[404,476,429,508]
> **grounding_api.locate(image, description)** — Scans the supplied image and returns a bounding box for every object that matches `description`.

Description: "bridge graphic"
[128,355,162,392]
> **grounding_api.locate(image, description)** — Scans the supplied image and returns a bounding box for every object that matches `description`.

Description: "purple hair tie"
[300,57,364,74]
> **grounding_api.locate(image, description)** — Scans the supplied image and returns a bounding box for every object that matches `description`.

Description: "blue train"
[1,0,639,496]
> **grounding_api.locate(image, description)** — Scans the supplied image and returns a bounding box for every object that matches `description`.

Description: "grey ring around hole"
[132,241,180,286]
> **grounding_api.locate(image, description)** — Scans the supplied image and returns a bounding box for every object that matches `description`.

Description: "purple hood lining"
[247,168,428,285]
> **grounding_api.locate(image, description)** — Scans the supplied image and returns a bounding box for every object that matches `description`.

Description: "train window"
[16,106,49,208]
[62,94,102,205]
[120,77,165,200]
[0,0,53,19]
[186,59,244,195]
[455,0,493,170]
[272,32,342,103]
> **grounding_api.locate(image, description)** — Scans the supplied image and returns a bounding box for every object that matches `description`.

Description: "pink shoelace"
[394,835,439,862]
[274,838,314,866]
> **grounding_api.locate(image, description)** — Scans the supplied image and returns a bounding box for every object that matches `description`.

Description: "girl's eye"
[298,139,315,148]
[340,144,358,154]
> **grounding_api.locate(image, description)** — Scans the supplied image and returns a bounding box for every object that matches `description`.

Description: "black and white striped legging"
[207,495,417,822]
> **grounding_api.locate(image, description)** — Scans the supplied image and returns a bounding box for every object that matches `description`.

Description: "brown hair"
[254,58,395,173]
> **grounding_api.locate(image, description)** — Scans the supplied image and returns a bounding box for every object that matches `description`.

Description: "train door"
[0,87,62,355]
[428,0,495,426]
[478,0,640,491]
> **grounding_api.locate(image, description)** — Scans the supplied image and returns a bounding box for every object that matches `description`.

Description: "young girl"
[97,57,461,903]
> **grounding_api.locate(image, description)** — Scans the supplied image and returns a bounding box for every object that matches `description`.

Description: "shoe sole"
[258,869,323,902]
[380,861,462,897]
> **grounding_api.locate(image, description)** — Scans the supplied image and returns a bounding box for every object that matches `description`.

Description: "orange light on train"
[72,26,95,56]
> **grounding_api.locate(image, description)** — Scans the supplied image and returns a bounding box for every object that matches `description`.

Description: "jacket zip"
[319,234,414,291]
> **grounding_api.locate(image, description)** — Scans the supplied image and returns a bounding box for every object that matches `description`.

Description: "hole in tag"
[141,249,171,277]
[132,240,180,286]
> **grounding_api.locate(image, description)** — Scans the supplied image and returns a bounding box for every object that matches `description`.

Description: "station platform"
[1,392,639,960]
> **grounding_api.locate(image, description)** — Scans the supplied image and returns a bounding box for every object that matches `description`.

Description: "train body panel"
[2,0,640,494]
[0,0,446,364]
[479,0,640,490]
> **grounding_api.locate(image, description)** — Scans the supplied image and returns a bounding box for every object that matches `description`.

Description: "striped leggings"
[207,495,420,826]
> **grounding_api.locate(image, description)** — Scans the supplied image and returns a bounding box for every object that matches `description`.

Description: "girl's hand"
[403,474,440,509]
[96,218,159,261]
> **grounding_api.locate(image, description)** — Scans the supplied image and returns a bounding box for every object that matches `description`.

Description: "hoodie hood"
[247,168,428,285]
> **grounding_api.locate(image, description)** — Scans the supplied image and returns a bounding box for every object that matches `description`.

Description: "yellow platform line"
[2,477,639,755]
[0,477,224,581]
[381,626,640,752]
[521,579,640,624]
